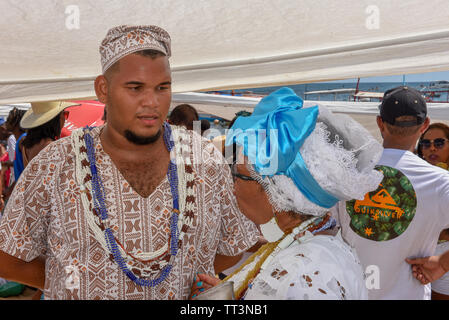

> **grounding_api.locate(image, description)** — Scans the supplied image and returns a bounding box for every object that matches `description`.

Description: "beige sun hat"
[20,101,80,129]
[211,135,226,154]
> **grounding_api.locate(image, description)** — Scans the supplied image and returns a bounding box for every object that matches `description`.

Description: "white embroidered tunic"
[0,125,259,300]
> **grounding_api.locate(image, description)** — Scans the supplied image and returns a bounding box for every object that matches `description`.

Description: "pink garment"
[0,152,10,187]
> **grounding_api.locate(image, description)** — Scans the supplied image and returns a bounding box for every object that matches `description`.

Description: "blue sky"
[330,71,449,83]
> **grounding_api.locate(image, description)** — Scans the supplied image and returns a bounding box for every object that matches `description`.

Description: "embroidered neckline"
[71,123,195,286]
[224,213,334,299]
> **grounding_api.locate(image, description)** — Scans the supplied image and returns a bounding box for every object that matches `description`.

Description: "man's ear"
[419,117,430,134]
[94,75,108,105]
[376,116,385,131]
[376,115,387,138]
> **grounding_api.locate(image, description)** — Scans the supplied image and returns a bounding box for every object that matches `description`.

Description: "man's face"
[98,53,172,145]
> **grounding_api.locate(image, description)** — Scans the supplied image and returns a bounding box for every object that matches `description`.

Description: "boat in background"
[428,80,449,89]
[419,81,449,103]
[301,77,449,103]
[303,78,384,102]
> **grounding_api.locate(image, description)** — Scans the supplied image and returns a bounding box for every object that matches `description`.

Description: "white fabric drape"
[1,0,449,104]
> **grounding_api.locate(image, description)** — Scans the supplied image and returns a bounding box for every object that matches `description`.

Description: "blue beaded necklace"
[83,122,180,287]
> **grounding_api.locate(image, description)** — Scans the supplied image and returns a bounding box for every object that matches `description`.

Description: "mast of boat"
[354,77,361,101]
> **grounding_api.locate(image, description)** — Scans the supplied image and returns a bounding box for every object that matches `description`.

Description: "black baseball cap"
[379,86,427,127]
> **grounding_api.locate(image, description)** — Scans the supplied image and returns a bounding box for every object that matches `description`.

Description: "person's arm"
[3,180,15,199]
[214,253,244,275]
[0,141,56,292]
[0,251,45,289]
[214,237,266,274]
[406,250,449,284]
[2,160,14,168]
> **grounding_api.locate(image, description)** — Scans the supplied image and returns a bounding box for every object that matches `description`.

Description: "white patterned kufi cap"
[100,25,171,73]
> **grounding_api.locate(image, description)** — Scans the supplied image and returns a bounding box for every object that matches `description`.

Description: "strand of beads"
[226,214,333,299]
[225,239,283,300]
[75,124,186,286]
[259,214,333,272]
[74,127,172,272]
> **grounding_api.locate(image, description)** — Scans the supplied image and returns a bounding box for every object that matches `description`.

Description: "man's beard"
[124,129,162,145]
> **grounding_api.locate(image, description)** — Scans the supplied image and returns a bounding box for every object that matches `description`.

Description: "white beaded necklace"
[259,216,320,271]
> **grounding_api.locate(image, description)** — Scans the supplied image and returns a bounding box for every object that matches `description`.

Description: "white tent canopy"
[1,0,449,104]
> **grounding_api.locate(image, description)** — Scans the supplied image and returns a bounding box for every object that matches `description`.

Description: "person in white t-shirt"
[332,86,449,300]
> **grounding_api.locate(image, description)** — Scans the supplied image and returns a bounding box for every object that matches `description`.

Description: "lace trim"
[225,215,332,299]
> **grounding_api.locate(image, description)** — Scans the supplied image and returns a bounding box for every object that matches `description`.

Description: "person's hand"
[406,256,447,285]
[189,273,221,299]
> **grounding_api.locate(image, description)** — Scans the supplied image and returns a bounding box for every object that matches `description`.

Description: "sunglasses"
[419,138,448,149]
[231,164,255,182]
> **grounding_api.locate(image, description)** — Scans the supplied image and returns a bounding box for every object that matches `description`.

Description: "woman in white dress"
[190,87,384,300]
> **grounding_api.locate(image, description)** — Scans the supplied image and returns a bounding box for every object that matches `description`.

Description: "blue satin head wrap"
[226,87,339,209]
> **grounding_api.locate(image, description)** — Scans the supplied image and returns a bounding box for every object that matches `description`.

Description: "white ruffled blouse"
[242,231,368,300]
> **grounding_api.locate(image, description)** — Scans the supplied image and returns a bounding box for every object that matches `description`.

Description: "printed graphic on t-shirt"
[345,165,417,241]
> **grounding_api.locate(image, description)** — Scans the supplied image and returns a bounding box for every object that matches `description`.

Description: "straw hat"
[20,101,80,129]
[211,135,226,154]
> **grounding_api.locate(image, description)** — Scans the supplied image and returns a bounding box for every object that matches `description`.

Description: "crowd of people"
[0,24,448,300]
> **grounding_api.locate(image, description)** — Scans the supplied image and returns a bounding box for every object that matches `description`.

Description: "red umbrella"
[61,100,105,137]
